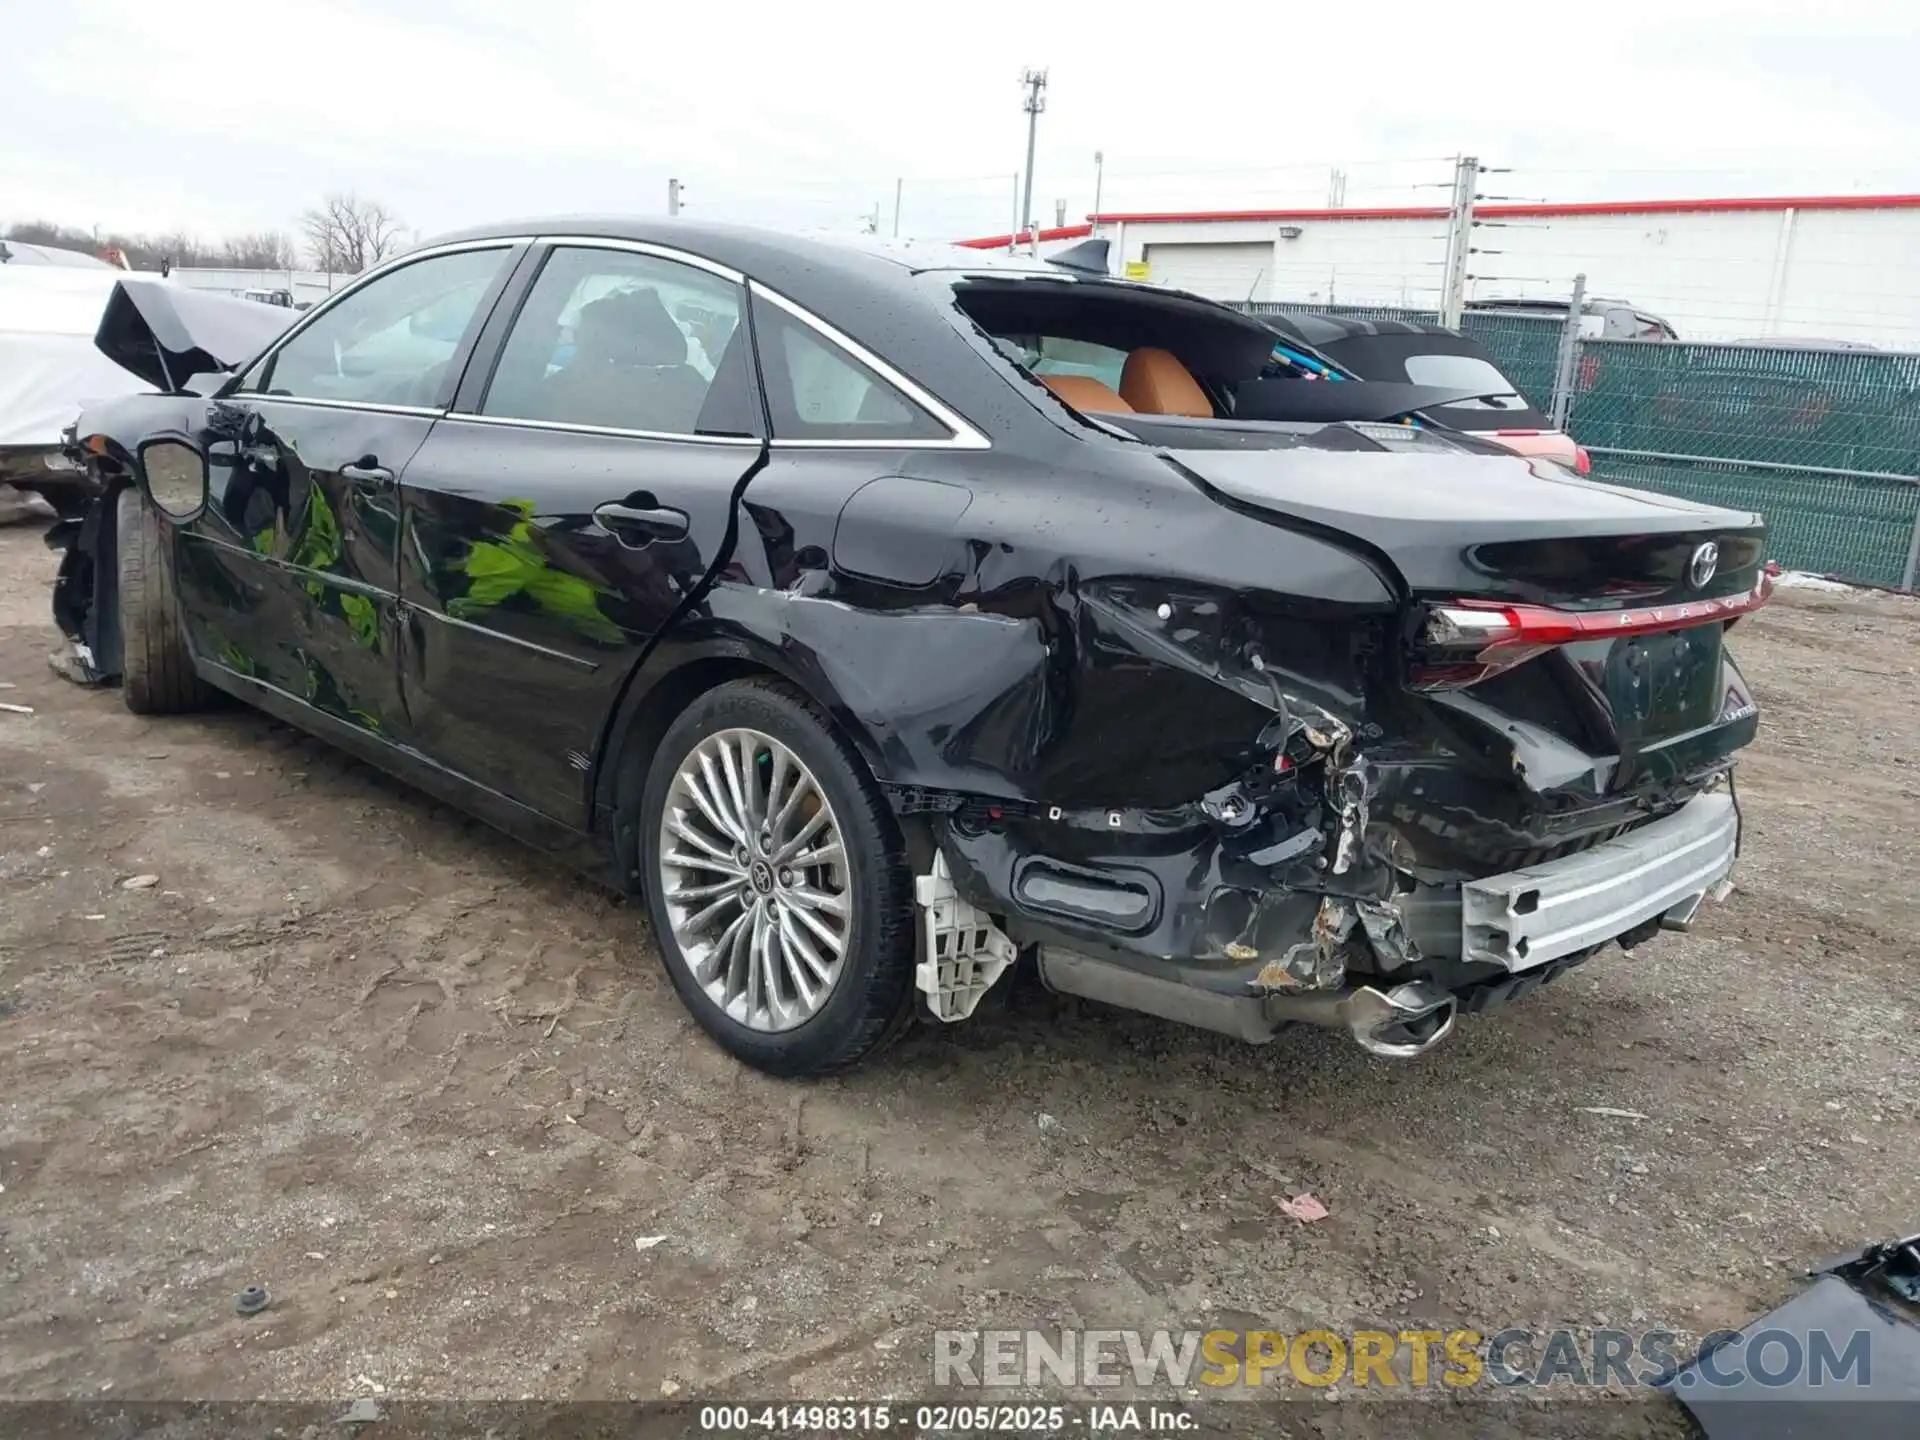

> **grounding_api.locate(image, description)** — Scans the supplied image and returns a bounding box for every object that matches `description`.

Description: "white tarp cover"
[0,265,147,449]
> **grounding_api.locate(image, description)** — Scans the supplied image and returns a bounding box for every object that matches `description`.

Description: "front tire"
[639,678,916,1076]
[115,489,215,715]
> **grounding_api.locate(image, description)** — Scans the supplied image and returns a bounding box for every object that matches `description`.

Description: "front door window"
[242,247,513,408]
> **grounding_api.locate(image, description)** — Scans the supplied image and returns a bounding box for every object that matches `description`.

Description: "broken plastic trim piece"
[1668,1234,1920,1438]
[914,852,1016,1023]
[1253,895,1354,991]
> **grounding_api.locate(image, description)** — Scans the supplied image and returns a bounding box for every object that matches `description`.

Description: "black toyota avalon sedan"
[47,219,1769,1075]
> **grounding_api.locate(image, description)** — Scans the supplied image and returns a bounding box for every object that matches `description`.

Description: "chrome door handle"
[594,502,691,545]
[340,463,394,484]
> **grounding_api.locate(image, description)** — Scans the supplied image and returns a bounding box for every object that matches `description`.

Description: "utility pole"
[1092,150,1105,227]
[1327,169,1347,207]
[1439,154,1479,328]
[892,177,903,238]
[1054,198,1067,227]
[667,178,682,217]
[1549,272,1588,431]
[1018,67,1049,256]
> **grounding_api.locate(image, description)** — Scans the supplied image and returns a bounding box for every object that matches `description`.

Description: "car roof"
[420,216,1063,287]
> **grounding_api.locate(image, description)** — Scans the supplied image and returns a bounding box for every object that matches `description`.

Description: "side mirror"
[139,438,208,523]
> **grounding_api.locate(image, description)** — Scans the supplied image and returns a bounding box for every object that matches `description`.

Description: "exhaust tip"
[1660,890,1707,932]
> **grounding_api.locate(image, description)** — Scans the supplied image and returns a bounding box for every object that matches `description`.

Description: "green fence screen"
[1582,454,1920,589]
[1458,313,1563,411]
[1566,341,1920,476]
[1235,302,1920,585]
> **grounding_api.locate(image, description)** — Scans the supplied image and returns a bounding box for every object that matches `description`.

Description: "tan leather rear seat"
[1119,347,1212,418]
[1041,374,1135,413]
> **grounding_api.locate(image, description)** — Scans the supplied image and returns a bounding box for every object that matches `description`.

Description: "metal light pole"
[893,177,903,238]
[1018,68,1048,255]
[667,178,682,217]
[1092,150,1104,226]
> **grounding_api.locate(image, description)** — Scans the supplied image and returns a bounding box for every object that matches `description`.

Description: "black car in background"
[52,220,1771,1076]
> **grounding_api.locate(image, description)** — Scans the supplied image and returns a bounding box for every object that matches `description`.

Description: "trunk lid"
[1164,436,1766,859]
[1165,439,1764,603]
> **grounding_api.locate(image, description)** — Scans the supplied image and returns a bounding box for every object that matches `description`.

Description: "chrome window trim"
[235,233,990,450]
[240,394,448,419]
[532,235,746,284]
[748,281,990,451]
[444,413,760,447]
[768,437,986,451]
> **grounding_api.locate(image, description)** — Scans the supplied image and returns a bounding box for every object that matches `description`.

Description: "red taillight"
[1411,570,1775,690]
[1574,444,1592,476]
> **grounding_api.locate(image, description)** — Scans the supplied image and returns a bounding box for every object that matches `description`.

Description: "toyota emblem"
[1688,541,1719,589]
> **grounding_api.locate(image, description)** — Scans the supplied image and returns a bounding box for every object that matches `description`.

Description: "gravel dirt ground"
[1,523,1916,1434]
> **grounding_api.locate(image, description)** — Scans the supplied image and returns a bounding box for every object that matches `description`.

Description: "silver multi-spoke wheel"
[657,727,851,1032]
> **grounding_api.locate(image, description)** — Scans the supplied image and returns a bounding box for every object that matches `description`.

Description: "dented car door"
[392,242,766,824]
[180,244,520,740]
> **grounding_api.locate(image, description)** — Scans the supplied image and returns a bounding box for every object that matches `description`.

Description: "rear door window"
[752,295,951,442]
[480,246,755,437]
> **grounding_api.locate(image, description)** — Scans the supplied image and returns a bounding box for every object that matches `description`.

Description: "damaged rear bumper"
[937,790,1739,1058]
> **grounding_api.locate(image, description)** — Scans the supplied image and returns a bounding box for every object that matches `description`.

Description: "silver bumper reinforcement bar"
[1460,792,1738,972]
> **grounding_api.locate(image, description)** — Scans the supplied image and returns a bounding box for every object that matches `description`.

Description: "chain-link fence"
[1575,453,1920,588]
[1236,300,1920,588]
[1568,341,1920,475]
[1560,339,1920,587]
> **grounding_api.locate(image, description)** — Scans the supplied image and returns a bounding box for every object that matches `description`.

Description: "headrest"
[575,287,687,366]
[1040,373,1134,414]
[1119,347,1211,418]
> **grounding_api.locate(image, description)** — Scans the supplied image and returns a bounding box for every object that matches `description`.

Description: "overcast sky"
[5,0,1917,250]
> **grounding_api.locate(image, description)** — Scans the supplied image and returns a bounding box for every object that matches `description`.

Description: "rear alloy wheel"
[641,679,915,1075]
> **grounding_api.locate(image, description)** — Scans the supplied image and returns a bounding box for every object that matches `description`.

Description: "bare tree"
[299,193,405,274]
[219,230,298,269]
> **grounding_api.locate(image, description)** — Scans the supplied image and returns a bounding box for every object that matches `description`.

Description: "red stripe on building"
[953,224,1094,249]
[1085,194,1920,225]
[953,194,1920,245]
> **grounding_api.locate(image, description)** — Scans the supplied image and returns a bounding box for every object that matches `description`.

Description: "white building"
[165,266,342,307]
[960,194,1920,350]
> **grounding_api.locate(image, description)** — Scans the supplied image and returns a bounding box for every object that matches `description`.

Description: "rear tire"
[639,678,917,1076]
[115,489,214,715]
